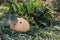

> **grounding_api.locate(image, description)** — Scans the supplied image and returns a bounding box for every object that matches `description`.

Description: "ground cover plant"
[0,0,60,40]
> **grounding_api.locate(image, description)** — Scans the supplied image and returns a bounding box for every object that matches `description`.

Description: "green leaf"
[27,2,34,14]
[53,25,60,30]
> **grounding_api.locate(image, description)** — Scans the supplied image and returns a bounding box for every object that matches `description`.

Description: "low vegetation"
[0,0,60,40]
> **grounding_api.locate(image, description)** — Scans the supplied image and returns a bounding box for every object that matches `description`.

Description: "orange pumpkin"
[10,18,30,32]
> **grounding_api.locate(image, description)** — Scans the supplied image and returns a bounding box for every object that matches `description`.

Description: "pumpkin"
[45,1,51,6]
[10,18,30,32]
[19,2,24,6]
